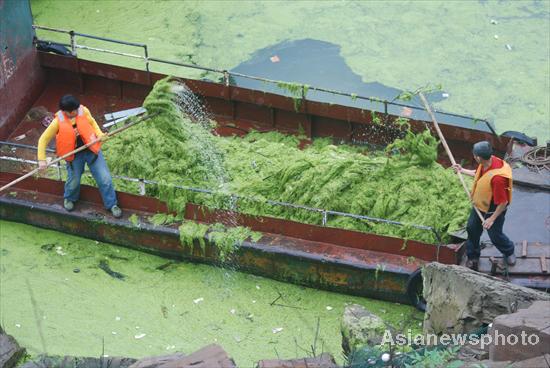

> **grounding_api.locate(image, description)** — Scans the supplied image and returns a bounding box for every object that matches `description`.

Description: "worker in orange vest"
[37,95,122,218]
[453,141,515,271]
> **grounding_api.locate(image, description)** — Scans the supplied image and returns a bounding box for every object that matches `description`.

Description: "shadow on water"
[231,39,493,133]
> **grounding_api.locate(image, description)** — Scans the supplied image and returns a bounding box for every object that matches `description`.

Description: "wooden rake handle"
[418,93,484,222]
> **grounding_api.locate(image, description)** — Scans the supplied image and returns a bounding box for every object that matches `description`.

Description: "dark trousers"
[466,207,514,260]
[64,150,117,210]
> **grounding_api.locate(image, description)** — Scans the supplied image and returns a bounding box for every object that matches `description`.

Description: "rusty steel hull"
[0,172,460,305]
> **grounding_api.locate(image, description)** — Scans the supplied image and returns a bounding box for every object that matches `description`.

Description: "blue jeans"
[64,149,117,210]
[465,207,514,260]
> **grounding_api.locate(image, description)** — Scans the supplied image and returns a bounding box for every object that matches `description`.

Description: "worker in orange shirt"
[453,141,515,271]
[37,95,122,218]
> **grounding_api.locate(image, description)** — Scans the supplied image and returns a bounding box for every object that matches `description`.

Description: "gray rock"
[489,301,550,362]
[464,354,550,367]
[341,304,391,355]
[256,353,337,368]
[128,353,186,368]
[422,263,550,335]
[129,345,236,368]
[0,326,26,368]
[20,356,137,368]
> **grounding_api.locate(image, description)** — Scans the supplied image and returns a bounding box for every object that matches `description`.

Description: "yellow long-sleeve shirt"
[37,106,104,161]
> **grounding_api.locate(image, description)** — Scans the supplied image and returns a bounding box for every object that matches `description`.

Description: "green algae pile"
[0,220,423,365]
[31,0,550,141]
[103,78,470,244]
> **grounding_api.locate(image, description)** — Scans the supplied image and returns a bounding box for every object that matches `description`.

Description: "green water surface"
[0,220,422,365]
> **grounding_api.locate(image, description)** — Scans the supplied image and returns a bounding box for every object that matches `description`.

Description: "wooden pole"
[418,93,484,222]
[0,112,157,193]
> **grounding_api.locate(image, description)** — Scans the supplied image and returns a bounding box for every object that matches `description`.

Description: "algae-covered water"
[0,220,422,365]
[31,0,550,141]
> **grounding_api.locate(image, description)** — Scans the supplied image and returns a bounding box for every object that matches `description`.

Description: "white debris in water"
[252,300,256,304]
[135,326,140,329]
[491,19,498,24]
[326,306,333,311]
[15,323,21,328]
[95,241,99,245]
[505,44,512,51]
[193,297,204,304]
[494,35,499,39]
[134,333,146,339]
[367,358,376,365]
[55,246,66,256]
[230,309,236,314]
[381,353,390,362]
[256,285,261,290]
[115,316,121,321]
[166,345,176,350]
[112,331,117,335]
[442,93,450,98]
[272,327,283,334]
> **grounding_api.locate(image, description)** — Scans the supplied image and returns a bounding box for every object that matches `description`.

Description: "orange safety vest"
[471,156,513,212]
[55,105,102,162]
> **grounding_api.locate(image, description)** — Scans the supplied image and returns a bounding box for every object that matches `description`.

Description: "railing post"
[384,101,388,115]
[143,45,150,72]
[56,162,62,180]
[223,71,230,87]
[322,210,328,226]
[69,30,77,56]
[138,179,146,196]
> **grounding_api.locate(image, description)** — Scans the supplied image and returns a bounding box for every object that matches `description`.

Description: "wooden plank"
[481,242,550,258]
[522,240,528,258]
[541,257,548,274]
[478,258,550,275]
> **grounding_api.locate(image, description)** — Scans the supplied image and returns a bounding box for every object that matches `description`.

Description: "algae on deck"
[102,78,470,244]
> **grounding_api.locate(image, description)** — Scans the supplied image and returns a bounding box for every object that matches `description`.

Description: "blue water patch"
[231,39,494,133]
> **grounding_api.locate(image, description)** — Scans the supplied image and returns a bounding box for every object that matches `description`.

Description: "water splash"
[170,80,239,225]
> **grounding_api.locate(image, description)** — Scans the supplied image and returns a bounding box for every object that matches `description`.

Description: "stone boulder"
[20,356,137,368]
[422,263,550,334]
[0,325,26,368]
[341,304,391,355]
[464,354,550,367]
[256,353,337,368]
[129,345,236,368]
[489,301,550,362]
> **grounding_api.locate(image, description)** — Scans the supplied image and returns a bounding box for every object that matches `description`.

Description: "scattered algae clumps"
[104,78,470,244]
[178,220,262,260]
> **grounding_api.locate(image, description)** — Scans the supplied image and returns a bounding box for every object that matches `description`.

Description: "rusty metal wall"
[0,0,45,138]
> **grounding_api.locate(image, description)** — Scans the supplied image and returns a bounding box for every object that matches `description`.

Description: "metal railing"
[0,141,442,243]
[32,25,497,135]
